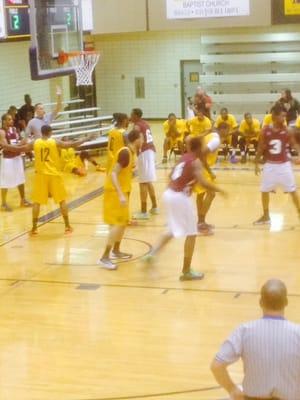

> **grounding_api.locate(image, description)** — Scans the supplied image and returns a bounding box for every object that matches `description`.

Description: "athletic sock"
[141,202,147,213]
[63,214,71,228]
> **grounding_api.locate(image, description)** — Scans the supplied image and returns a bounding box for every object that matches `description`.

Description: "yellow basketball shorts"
[194,169,215,195]
[103,190,129,226]
[32,173,67,205]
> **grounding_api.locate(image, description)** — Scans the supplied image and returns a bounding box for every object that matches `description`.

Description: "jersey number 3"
[269,139,282,155]
[40,148,50,162]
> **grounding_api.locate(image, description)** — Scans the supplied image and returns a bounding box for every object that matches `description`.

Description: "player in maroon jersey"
[0,113,31,211]
[130,108,158,220]
[254,105,300,225]
[144,136,226,281]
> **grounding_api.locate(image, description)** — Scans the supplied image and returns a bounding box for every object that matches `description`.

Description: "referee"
[211,279,300,400]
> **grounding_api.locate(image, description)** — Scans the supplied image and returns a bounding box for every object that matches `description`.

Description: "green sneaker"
[180,270,205,281]
[132,212,150,220]
[142,254,155,265]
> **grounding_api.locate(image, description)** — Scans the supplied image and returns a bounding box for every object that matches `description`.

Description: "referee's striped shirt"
[215,316,300,400]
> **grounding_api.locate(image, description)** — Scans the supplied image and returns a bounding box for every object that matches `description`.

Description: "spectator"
[7,105,20,129]
[26,87,62,139]
[18,94,35,128]
[194,87,213,119]
[276,89,300,125]
[211,279,300,400]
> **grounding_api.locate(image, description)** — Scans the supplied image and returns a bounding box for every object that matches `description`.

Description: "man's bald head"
[260,279,288,311]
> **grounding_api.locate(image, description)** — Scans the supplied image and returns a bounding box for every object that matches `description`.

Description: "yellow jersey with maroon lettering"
[34,138,62,176]
[104,147,134,193]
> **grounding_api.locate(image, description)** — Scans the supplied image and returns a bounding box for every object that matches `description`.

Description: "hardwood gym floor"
[0,122,300,400]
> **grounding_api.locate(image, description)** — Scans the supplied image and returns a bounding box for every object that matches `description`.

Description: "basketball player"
[238,113,261,163]
[195,124,230,235]
[131,108,158,219]
[0,113,31,211]
[254,106,300,225]
[145,137,226,281]
[22,125,92,234]
[187,108,212,137]
[107,113,129,171]
[162,113,186,163]
[214,108,239,163]
[98,129,143,270]
[26,87,62,139]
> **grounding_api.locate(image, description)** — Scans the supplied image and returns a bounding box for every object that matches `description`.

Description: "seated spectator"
[239,113,261,163]
[211,279,300,400]
[214,108,239,163]
[187,108,212,138]
[162,113,186,163]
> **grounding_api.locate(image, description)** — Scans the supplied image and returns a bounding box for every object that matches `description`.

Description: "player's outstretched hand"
[255,164,261,176]
[119,193,128,207]
[56,85,62,96]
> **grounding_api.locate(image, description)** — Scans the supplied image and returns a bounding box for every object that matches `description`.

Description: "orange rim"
[66,50,99,58]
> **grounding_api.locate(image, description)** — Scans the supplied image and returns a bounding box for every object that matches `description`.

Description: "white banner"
[0,1,6,39]
[166,0,250,19]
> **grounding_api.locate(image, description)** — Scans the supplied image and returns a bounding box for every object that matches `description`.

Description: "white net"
[69,52,100,86]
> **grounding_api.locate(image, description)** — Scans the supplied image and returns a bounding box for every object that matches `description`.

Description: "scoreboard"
[0,0,30,39]
[0,0,93,40]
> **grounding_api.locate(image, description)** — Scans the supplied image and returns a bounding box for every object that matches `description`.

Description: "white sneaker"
[132,212,150,220]
[149,208,159,215]
[111,251,132,260]
[97,258,117,270]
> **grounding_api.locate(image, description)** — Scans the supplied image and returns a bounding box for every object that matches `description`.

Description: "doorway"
[180,60,202,118]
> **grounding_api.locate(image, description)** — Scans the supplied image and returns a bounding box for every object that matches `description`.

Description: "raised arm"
[56,135,93,149]
[52,86,63,118]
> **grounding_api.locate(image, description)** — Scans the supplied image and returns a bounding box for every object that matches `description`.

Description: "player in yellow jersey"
[60,148,104,176]
[24,125,92,235]
[262,109,287,128]
[187,109,212,137]
[194,124,228,235]
[106,113,129,171]
[98,129,143,270]
[215,108,239,163]
[162,113,187,163]
[238,113,261,163]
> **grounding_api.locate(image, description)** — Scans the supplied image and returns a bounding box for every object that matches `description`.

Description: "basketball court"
[0,0,300,399]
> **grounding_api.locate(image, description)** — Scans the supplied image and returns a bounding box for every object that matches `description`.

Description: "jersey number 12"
[40,148,50,162]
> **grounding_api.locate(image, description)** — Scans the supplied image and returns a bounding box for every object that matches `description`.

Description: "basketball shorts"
[32,173,67,204]
[261,162,296,193]
[103,190,129,226]
[194,169,215,195]
[163,188,198,238]
[0,156,25,188]
[137,149,157,183]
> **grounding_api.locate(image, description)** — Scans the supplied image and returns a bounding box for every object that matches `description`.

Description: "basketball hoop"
[64,51,100,86]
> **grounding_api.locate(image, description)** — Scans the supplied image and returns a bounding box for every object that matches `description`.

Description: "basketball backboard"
[29,0,83,80]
